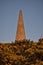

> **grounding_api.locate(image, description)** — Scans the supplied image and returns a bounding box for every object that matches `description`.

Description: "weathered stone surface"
[16,10,26,41]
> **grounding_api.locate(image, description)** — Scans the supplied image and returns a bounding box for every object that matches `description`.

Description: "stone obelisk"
[15,10,26,42]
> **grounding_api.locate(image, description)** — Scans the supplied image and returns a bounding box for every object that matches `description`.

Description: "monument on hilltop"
[15,10,26,41]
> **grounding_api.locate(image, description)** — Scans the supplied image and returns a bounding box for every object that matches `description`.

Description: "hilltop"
[0,38,43,65]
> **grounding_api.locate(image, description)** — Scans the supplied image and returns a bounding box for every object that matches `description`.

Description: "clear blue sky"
[0,0,43,42]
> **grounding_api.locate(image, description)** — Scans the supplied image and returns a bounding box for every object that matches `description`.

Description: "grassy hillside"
[0,38,43,65]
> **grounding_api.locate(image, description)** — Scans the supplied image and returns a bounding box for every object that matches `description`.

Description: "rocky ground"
[0,39,43,65]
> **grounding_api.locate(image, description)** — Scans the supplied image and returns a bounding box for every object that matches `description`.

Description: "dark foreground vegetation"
[0,38,43,65]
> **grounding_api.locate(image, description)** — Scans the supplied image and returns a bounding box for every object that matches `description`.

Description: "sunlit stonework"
[16,10,26,41]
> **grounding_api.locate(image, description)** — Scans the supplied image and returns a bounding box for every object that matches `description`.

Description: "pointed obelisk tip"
[20,9,22,12]
[19,10,22,16]
[15,10,26,42]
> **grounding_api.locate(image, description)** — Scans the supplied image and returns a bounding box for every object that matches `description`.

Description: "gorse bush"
[0,38,43,65]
